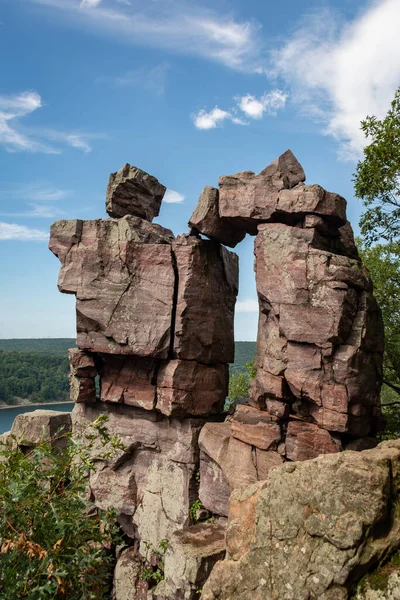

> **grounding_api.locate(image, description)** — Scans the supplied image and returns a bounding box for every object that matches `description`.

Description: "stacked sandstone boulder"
[49,152,384,599]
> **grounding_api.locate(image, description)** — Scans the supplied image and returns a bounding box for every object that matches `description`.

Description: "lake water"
[0,403,74,434]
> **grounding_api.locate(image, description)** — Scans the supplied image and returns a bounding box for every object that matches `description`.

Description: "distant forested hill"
[0,338,75,355]
[231,341,256,373]
[0,339,256,406]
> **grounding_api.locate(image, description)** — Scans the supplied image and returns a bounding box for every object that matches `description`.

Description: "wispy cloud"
[0,222,48,241]
[237,90,287,119]
[164,189,185,204]
[25,0,264,73]
[236,298,259,313]
[269,0,400,159]
[99,63,169,95]
[80,0,101,6]
[0,204,65,218]
[0,183,70,218]
[0,183,71,202]
[191,89,287,130]
[0,90,100,154]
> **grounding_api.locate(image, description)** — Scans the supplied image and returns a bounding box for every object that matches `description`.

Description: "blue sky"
[1,0,400,341]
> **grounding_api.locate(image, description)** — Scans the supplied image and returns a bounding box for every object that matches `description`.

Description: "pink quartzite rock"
[253,220,383,434]
[50,217,175,356]
[156,359,228,417]
[188,186,245,248]
[218,149,306,234]
[285,420,342,461]
[173,235,238,364]
[69,348,97,403]
[99,354,158,410]
[106,163,166,221]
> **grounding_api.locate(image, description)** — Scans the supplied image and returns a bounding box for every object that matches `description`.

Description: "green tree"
[354,87,400,244]
[358,239,400,437]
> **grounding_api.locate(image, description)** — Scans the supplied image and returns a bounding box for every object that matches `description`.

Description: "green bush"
[0,415,123,599]
[226,362,256,411]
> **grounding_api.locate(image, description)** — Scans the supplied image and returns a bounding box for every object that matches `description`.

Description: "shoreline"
[0,401,73,411]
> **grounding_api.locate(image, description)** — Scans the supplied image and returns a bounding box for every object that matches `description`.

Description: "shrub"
[0,415,123,599]
[226,362,256,411]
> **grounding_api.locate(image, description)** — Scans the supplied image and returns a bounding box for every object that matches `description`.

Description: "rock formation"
[49,152,384,599]
[201,440,400,600]
[189,149,384,518]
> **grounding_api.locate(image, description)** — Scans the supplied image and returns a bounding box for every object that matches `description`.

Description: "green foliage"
[226,361,256,411]
[354,87,400,244]
[0,351,69,405]
[357,239,400,436]
[0,415,124,599]
[357,238,400,437]
[139,540,168,585]
[189,499,204,522]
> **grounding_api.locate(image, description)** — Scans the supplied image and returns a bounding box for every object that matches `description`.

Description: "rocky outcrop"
[152,523,226,600]
[106,163,166,221]
[218,149,306,235]
[201,441,400,600]
[49,155,384,599]
[9,410,72,450]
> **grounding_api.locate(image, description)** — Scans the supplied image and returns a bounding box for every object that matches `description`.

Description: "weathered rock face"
[72,401,201,550]
[218,149,306,234]
[50,217,175,356]
[201,441,400,600]
[156,360,228,417]
[10,410,72,449]
[152,522,226,600]
[99,354,158,410]
[173,235,238,364]
[188,186,245,248]
[252,220,383,437]
[69,348,97,403]
[198,408,283,516]
[106,163,166,221]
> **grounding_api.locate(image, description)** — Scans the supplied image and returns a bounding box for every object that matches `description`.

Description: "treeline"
[0,339,75,355]
[0,351,69,405]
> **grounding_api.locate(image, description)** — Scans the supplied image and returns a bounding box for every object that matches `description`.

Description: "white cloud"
[0,91,98,154]
[270,0,400,159]
[236,298,259,313]
[26,0,264,73]
[237,90,288,119]
[192,107,234,130]
[164,189,185,204]
[0,222,48,241]
[192,89,286,130]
